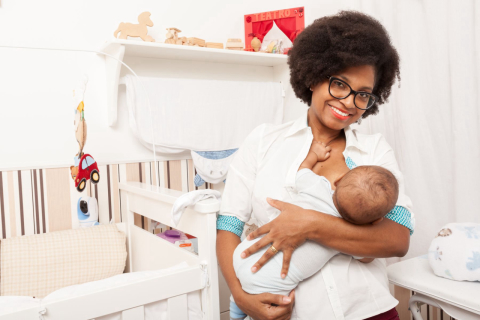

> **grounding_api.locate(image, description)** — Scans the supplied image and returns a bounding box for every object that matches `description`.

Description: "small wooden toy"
[206,42,224,49]
[226,38,244,50]
[73,76,88,155]
[114,12,155,42]
[165,28,181,44]
[250,36,261,52]
[187,37,206,47]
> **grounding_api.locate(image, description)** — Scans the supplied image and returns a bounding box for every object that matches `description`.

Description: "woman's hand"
[235,289,295,320]
[241,198,316,278]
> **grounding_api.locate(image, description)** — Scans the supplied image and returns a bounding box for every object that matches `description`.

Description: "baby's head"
[333,166,399,225]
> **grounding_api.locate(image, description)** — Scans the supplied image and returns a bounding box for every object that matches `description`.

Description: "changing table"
[387,255,480,320]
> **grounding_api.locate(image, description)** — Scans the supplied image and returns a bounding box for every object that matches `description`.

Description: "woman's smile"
[328,104,352,120]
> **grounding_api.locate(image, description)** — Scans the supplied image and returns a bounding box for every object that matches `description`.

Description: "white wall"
[0,0,357,170]
[4,1,476,260]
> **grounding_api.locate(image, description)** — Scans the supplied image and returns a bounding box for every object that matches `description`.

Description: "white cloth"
[220,108,414,319]
[171,190,221,227]
[428,223,480,281]
[123,75,283,153]
[191,150,237,185]
[234,169,340,295]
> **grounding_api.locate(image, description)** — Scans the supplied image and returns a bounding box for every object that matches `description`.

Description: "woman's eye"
[333,80,344,88]
[358,93,370,101]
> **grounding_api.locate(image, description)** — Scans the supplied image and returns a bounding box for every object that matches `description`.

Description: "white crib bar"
[119,181,221,320]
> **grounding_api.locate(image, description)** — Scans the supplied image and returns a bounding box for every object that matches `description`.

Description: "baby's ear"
[371,217,384,225]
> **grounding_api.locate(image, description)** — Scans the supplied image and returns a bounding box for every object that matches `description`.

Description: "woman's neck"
[307,108,343,144]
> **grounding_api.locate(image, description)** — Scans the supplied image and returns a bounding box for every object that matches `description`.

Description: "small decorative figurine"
[73,76,88,156]
[250,36,261,52]
[226,38,244,51]
[70,153,100,192]
[165,28,181,44]
[187,37,206,47]
[206,42,223,49]
[114,12,155,42]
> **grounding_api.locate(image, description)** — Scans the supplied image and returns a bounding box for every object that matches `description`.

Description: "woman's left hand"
[241,198,316,278]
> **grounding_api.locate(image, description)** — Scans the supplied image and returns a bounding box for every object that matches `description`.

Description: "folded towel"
[123,75,283,153]
[428,222,480,281]
[171,190,221,227]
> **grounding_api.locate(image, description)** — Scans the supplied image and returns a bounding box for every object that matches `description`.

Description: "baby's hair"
[336,166,399,224]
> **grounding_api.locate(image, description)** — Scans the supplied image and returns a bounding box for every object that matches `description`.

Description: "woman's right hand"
[235,289,295,320]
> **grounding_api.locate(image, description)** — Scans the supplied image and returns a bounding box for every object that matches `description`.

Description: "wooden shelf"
[101,39,287,67]
[99,39,288,126]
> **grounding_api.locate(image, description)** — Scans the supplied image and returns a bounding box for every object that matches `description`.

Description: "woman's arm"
[216,230,295,320]
[242,199,409,276]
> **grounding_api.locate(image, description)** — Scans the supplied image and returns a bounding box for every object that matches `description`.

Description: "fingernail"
[281,273,286,279]
[241,252,246,258]
[251,266,257,273]
[283,297,291,303]
[246,234,251,240]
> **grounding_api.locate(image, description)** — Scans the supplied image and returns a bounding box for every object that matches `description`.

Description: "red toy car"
[73,153,100,192]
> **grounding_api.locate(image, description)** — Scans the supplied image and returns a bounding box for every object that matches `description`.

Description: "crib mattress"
[0,263,202,320]
[387,255,480,315]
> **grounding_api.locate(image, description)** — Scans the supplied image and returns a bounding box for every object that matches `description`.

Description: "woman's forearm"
[216,230,245,299]
[303,210,410,258]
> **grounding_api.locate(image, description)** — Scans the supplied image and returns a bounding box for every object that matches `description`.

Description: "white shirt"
[220,107,415,319]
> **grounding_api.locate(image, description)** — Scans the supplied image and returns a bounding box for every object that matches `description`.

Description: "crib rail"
[119,181,221,320]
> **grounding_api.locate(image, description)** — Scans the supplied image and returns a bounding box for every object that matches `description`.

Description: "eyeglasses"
[326,76,378,110]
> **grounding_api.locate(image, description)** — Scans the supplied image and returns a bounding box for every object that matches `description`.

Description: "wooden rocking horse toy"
[114,12,155,42]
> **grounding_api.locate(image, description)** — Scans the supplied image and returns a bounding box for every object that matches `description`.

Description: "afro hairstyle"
[288,10,400,118]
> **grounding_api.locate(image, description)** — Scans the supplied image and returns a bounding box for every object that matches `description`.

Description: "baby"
[230,141,399,320]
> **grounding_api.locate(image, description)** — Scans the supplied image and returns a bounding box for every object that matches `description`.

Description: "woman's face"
[310,65,375,130]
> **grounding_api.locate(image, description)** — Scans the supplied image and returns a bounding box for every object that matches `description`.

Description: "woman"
[217,11,414,320]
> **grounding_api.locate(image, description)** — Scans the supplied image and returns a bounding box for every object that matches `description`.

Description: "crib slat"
[167,294,188,320]
[122,306,144,320]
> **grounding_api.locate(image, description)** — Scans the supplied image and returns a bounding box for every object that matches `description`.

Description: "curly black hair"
[288,11,400,118]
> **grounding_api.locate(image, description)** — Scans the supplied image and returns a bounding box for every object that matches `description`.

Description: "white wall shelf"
[99,39,288,126]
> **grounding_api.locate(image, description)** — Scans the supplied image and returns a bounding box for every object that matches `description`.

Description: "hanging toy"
[74,75,88,156]
[70,76,100,192]
[77,196,100,227]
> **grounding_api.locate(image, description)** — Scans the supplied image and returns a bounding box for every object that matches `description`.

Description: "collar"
[284,108,309,138]
[285,108,368,152]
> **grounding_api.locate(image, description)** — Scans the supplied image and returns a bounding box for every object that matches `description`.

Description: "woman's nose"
[343,94,356,109]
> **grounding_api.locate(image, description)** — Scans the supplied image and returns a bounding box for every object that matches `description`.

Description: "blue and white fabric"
[191,149,238,186]
[428,222,480,281]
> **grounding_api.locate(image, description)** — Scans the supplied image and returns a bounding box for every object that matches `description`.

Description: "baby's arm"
[298,141,331,171]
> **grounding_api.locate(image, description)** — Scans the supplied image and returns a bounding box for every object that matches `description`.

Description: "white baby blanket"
[123,75,284,153]
[428,223,480,281]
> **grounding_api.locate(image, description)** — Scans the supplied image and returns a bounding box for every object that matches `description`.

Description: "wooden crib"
[0,181,220,320]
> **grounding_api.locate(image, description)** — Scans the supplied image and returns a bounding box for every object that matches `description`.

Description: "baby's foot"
[310,141,331,162]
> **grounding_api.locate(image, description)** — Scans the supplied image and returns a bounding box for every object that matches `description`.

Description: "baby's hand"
[310,141,331,162]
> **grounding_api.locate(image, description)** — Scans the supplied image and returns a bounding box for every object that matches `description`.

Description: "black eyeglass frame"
[326,76,378,110]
